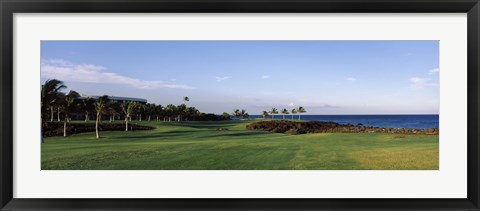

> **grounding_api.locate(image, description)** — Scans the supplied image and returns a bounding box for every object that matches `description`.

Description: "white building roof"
[80,95,147,103]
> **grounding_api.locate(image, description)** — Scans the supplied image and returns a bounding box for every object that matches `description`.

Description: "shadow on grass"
[112,130,201,140]
[109,129,270,141]
[162,121,245,129]
[200,131,272,139]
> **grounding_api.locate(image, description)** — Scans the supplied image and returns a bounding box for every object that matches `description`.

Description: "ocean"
[249,114,439,129]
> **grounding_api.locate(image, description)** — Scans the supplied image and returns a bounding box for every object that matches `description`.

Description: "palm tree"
[82,98,96,122]
[121,101,137,131]
[165,104,176,121]
[297,106,306,120]
[262,111,269,119]
[240,109,249,119]
[270,108,278,119]
[232,109,241,120]
[240,109,247,119]
[291,109,297,120]
[137,104,145,121]
[94,96,110,139]
[155,104,163,121]
[281,108,289,119]
[41,79,67,143]
[185,107,199,120]
[56,93,66,122]
[63,90,80,137]
[177,104,187,121]
[180,97,189,121]
[41,79,67,123]
[108,101,121,122]
[142,103,155,121]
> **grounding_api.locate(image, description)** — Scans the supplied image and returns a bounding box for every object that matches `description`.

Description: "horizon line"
[248,113,439,116]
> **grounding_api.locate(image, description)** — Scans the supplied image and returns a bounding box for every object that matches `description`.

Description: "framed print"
[1,0,479,210]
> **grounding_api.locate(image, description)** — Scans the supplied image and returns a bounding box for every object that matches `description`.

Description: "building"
[80,95,147,104]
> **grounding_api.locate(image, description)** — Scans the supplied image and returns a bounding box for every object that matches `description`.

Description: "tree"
[137,103,145,121]
[82,98,96,122]
[232,109,241,119]
[270,108,278,119]
[281,108,289,119]
[41,79,66,143]
[240,109,247,119]
[177,104,187,122]
[297,106,306,120]
[221,112,231,120]
[108,101,121,122]
[63,90,80,137]
[121,101,137,131]
[179,97,189,121]
[241,109,249,119]
[94,96,110,139]
[155,104,163,121]
[165,104,176,121]
[56,93,66,122]
[291,109,297,120]
[143,103,156,121]
[184,107,199,120]
[41,79,66,123]
[262,111,269,119]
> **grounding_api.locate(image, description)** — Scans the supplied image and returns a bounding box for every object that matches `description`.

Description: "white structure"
[80,95,147,104]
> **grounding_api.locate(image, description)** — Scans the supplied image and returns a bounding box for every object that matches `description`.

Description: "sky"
[41,41,439,115]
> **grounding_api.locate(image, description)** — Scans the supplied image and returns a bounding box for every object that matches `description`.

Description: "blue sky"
[41,41,439,115]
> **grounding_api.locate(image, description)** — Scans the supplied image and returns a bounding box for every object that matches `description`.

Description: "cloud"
[215,76,232,82]
[308,104,341,109]
[409,77,438,89]
[288,102,295,107]
[44,59,74,66]
[321,104,339,108]
[41,59,195,90]
[261,75,271,79]
[347,77,356,81]
[428,67,439,75]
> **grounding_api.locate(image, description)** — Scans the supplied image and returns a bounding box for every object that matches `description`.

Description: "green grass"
[42,120,439,170]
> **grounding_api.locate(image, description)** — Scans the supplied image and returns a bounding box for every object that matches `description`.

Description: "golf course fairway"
[41,120,439,170]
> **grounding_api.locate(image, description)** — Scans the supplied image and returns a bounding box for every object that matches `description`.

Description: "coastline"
[246,120,439,135]
[249,114,439,130]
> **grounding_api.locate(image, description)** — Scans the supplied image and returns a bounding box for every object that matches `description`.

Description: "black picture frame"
[1,0,479,210]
